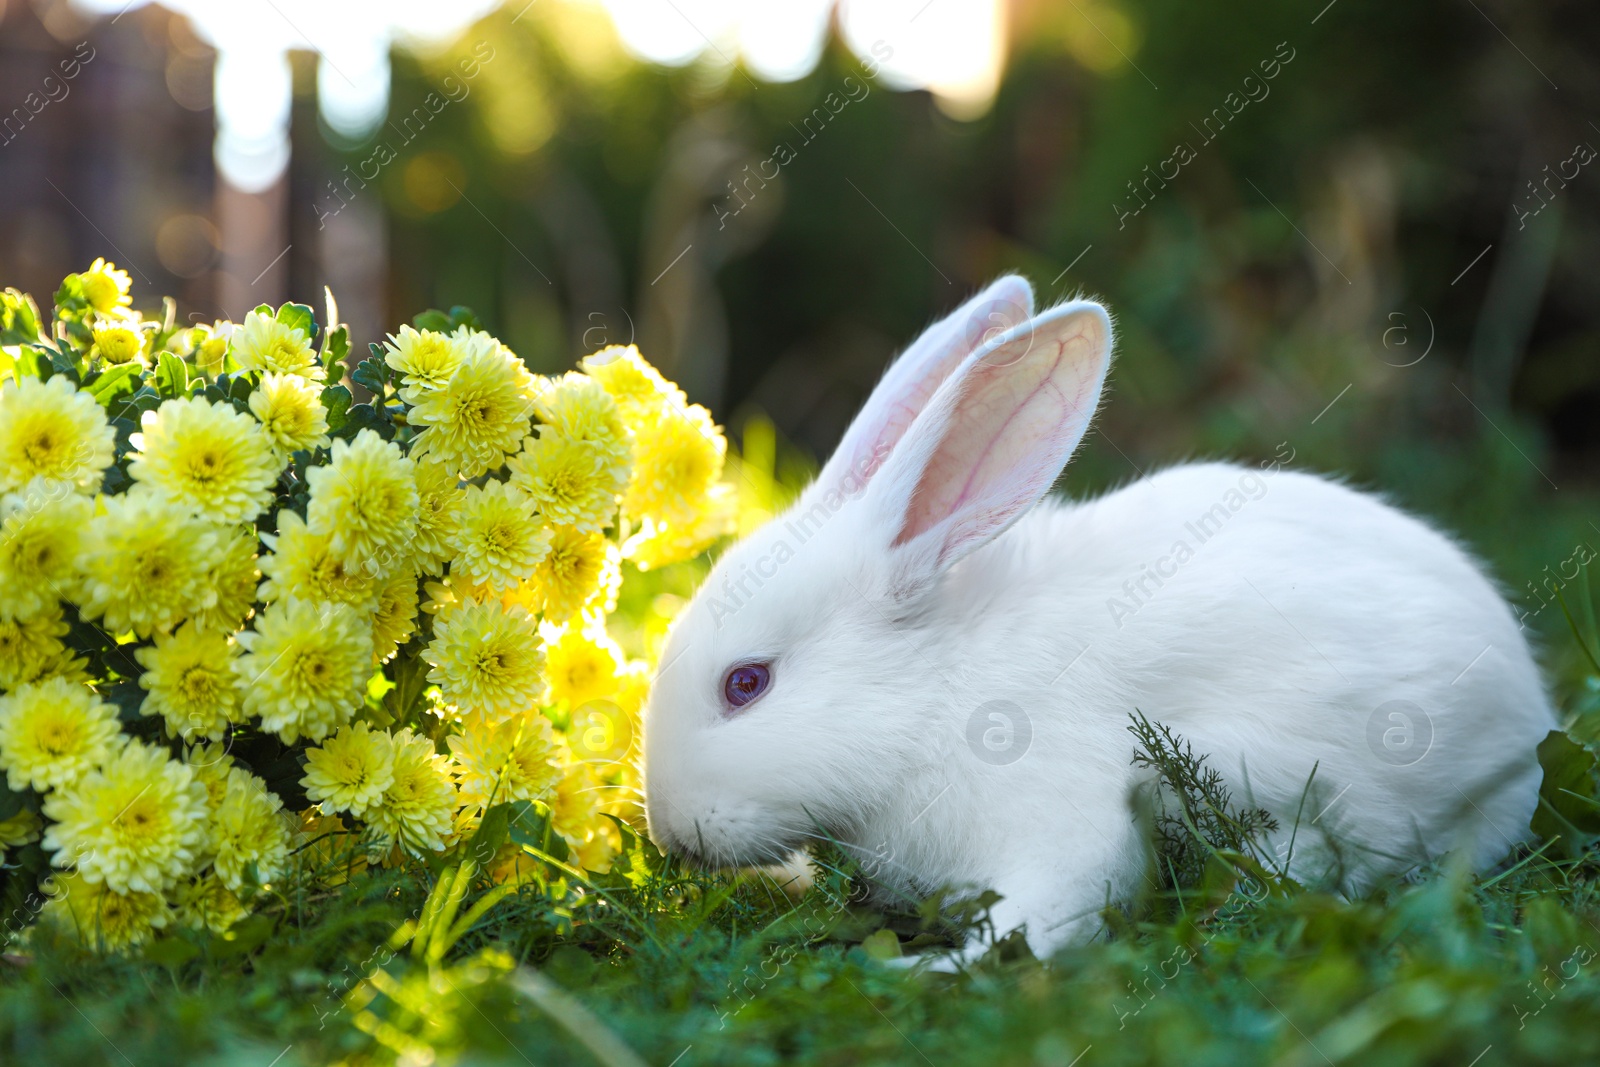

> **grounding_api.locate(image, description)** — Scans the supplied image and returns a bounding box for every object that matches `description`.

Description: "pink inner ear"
[840,294,1030,486]
[894,312,1107,557]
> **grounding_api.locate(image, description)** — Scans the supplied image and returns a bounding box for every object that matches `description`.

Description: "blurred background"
[0,0,1596,676]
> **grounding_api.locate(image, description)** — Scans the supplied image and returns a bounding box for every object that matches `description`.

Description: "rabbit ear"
[813,275,1034,497]
[869,300,1113,586]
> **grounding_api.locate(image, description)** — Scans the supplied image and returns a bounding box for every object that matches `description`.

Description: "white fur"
[642,278,1554,960]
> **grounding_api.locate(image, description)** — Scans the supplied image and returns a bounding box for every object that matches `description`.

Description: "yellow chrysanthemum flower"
[0,374,115,495]
[507,430,627,533]
[258,509,382,612]
[621,483,737,571]
[306,429,418,570]
[211,766,289,890]
[367,727,455,856]
[448,480,549,593]
[186,742,234,810]
[520,525,618,624]
[412,460,464,576]
[408,347,535,478]
[533,372,630,452]
[0,809,41,851]
[79,258,133,316]
[134,623,242,742]
[230,308,323,380]
[42,740,208,894]
[301,721,394,817]
[0,676,120,792]
[581,345,686,413]
[188,321,235,377]
[89,319,149,365]
[235,598,373,743]
[76,492,220,638]
[41,874,168,953]
[0,603,73,690]
[382,324,466,403]
[172,873,248,934]
[624,401,726,526]
[248,372,330,455]
[189,525,259,634]
[423,599,544,722]
[550,760,614,870]
[0,480,92,620]
[129,396,280,523]
[447,713,562,809]
[543,623,621,709]
[372,570,420,663]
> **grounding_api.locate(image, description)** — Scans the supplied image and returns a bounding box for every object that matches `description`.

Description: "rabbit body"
[642,278,1554,959]
[842,460,1552,951]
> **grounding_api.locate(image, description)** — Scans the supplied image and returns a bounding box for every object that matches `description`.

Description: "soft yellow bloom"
[624,400,726,526]
[448,480,549,593]
[408,346,535,478]
[423,599,544,722]
[306,429,418,569]
[520,525,618,624]
[42,740,208,894]
[235,598,373,743]
[0,480,92,620]
[412,460,464,576]
[0,603,75,691]
[189,321,235,377]
[211,766,289,890]
[371,569,420,663]
[447,713,562,809]
[185,743,235,810]
[134,623,242,742]
[76,492,220,638]
[0,374,115,495]
[381,324,466,402]
[230,308,323,379]
[172,873,248,934]
[621,483,737,570]
[249,372,330,455]
[89,319,148,365]
[0,809,41,850]
[550,760,614,870]
[129,396,280,523]
[188,524,259,634]
[543,623,621,709]
[79,258,133,316]
[0,676,121,792]
[367,727,455,856]
[507,430,627,533]
[581,345,685,413]
[41,874,168,953]
[300,721,394,817]
[533,372,630,452]
[258,509,382,612]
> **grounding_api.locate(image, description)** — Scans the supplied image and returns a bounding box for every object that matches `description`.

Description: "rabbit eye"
[723,662,771,709]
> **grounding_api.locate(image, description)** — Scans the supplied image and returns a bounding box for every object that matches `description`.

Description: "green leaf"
[1533,730,1600,843]
[154,352,190,399]
[860,927,902,960]
[0,288,45,345]
[412,309,452,333]
[320,385,352,432]
[274,302,316,342]
[334,403,393,441]
[53,273,89,312]
[320,323,350,375]
[107,386,162,425]
[465,802,515,866]
[10,345,47,382]
[83,362,143,407]
[104,678,147,723]
[505,800,570,864]
[351,357,390,395]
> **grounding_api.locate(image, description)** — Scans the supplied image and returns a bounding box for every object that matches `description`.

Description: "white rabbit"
[642,275,1555,960]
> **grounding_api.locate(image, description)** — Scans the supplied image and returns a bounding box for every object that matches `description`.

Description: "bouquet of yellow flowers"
[0,260,733,952]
